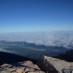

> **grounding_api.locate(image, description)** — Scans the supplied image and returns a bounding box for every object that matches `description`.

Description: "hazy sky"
[0,0,73,33]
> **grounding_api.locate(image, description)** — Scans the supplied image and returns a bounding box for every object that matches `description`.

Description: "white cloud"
[0,31,73,49]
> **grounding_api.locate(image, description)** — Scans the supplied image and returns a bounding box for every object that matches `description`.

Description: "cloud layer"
[0,31,73,49]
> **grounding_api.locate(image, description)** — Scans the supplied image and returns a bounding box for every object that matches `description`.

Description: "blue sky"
[0,0,73,33]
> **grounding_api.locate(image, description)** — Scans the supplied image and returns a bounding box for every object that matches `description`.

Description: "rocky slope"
[0,61,45,73]
[1,56,73,73]
[37,56,73,73]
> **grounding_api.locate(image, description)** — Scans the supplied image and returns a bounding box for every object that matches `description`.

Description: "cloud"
[0,31,73,49]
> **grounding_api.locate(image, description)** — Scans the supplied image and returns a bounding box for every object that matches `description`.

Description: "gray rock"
[37,56,73,73]
[0,61,45,73]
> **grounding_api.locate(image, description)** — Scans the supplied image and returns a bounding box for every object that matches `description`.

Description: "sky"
[0,0,73,33]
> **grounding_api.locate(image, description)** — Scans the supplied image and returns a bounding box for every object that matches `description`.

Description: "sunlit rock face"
[37,56,73,73]
[0,61,45,73]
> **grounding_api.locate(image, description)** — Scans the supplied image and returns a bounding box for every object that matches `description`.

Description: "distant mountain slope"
[0,51,37,65]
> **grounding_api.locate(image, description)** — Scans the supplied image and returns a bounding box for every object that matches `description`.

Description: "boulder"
[37,56,73,73]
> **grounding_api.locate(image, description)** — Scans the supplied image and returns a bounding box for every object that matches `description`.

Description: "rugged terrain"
[0,61,45,73]
[0,55,73,73]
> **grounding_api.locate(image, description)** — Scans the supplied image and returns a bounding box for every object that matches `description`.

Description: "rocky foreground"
[0,56,73,73]
[0,61,45,73]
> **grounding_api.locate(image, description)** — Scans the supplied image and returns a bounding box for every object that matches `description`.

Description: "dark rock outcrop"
[56,50,73,62]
